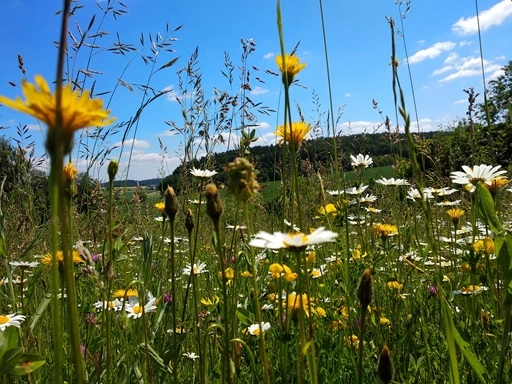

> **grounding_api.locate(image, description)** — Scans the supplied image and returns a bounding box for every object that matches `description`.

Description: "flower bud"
[164,186,179,221]
[205,183,223,225]
[357,269,373,309]
[185,208,194,234]
[107,160,119,183]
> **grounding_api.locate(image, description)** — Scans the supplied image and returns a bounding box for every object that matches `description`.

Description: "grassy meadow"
[2,1,512,383]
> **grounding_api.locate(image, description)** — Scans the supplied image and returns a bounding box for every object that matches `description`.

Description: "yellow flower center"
[132,305,142,314]
[0,315,9,325]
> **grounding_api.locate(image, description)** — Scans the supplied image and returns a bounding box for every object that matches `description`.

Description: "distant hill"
[103,178,161,188]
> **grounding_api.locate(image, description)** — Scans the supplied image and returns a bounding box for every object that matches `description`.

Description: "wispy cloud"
[114,138,151,149]
[408,41,456,64]
[263,52,274,59]
[435,56,503,82]
[250,86,269,96]
[452,0,512,36]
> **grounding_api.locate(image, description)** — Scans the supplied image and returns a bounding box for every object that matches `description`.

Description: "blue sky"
[0,0,511,181]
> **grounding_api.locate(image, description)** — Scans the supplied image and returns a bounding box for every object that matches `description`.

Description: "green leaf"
[0,347,22,373]
[0,327,19,361]
[495,234,512,294]
[236,309,254,326]
[9,353,45,376]
[475,181,503,234]
[30,293,52,332]
[443,298,488,383]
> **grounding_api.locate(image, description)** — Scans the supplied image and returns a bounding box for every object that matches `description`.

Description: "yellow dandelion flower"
[63,162,78,181]
[285,292,315,316]
[40,250,84,266]
[371,223,398,239]
[0,75,114,154]
[315,306,326,317]
[275,54,306,84]
[446,208,465,226]
[240,270,252,278]
[154,202,165,212]
[112,288,138,299]
[275,121,311,145]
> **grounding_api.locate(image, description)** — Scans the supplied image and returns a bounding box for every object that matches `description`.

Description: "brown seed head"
[357,268,373,309]
[377,345,393,383]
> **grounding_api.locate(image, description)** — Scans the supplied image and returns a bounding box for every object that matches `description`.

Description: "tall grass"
[0,0,511,383]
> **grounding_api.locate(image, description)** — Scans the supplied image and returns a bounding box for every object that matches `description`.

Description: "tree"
[482,60,512,124]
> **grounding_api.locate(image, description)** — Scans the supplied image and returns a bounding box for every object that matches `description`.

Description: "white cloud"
[344,92,351,98]
[336,120,385,135]
[458,40,472,47]
[437,56,503,82]
[263,52,274,59]
[431,66,453,76]
[114,138,151,149]
[250,86,269,96]
[408,41,456,64]
[454,99,468,105]
[163,85,193,102]
[452,0,512,36]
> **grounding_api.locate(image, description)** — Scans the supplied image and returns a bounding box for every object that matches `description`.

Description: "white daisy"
[126,297,157,319]
[246,322,271,336]
[94,299,122,312]
[375,177,410,186]
[183,262,208,276]
[183,352,199,361]
[345,184,369,196]
[350,154,373,169]
[326,190,343,196]
[450,164,507,187]
[249,227,338,250]
[284,219,300,232]
[406,188,433,202]
[358,194,377,204]
[190,168,217,178]
[436,200,461,207]
[9,261,39,269]
[0,313,26,331]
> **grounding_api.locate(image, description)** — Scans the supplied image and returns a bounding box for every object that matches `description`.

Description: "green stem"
[48,155,63,384]
[169,218,178,384]
[497,296,512,384]
[63,186,85,383]
[357,306,367,384]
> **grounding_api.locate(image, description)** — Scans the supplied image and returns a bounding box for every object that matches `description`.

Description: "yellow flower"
[63,162,78,182]
[371,223,398,239]
[319,203,337,216]
[275,121,311,145]
[275,54,306,84]
[282,265,298,283]
[241,270,253,278]
[112,288,138,299]
[387,281,403,291]
[154,202,165,212]
[446,208,465,226]
[218,268,235,281]
[0,75,114,153]
[379,317,391,326]
[284,292,316,316]
[201,295,220,307]
[474,237,495,255]
[315,306,326,317]
[306,251,316,263]
[40,250,84,266]
[268,263,283,279]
